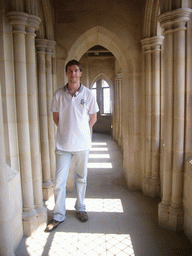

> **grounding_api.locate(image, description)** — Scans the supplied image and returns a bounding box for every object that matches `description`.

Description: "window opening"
[102,80,110,114]
[92,82,97,101]
[92,79,111,115]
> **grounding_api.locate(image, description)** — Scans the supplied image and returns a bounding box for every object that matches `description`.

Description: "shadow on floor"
[15,133,192,256]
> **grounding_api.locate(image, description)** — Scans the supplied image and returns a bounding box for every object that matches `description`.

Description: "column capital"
[141,36,164,51]
[7,11,28,26]
[159,8,192,31]
[47,40,56,55]
[7,11,41,32]
[36,38,48,52]
[115,70,122,81]
[36,39,56,54]
[7,11,28,33]
[27,14,41,32]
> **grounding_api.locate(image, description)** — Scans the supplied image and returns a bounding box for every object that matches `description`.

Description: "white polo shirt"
[51,84,99,152]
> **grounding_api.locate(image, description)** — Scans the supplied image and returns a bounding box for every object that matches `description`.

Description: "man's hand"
[89,113,97,129]
[53,112,59,126]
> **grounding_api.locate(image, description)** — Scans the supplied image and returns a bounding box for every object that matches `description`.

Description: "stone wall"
[1,1,192,254]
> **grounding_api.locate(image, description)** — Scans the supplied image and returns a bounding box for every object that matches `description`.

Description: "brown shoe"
[44,219,64,232]
[76,211,89,222]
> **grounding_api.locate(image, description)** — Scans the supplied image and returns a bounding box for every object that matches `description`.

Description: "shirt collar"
[64,83,83,94]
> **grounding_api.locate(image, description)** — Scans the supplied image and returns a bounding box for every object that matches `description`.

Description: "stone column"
[52,46,57,92]
[26,15,47,226]
[151,37,164,197]
[116,77,120,144]
[158,8,192,230]
[113,76,118,141]
[114,73,122,145]
[0,85,14,256]
[141,36,164,197]
[117,72,122,147]
[36,39,53,200]
[170,10,190,229]
[7,11,38,236]
[159,20,174,227]
[141,39,152,195]
[46,40,56,182]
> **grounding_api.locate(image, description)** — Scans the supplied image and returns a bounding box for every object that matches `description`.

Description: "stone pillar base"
[158,201,169,229]
[143,178,160,197]
[118,137,122,147]
[22,212,38,237]
[36,206,47,229]
[169,206,183,231]
[43,186,53,201]
[158,202,184,231]
[142,177,150,196]
[150,178,160,198]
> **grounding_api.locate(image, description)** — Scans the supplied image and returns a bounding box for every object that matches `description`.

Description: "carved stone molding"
[36,38,56,55]
[159,8,192,30]
[141,36,164,52]
[7,11,41,32]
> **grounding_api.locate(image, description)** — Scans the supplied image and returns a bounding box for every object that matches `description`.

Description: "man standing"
[45,59,99,232]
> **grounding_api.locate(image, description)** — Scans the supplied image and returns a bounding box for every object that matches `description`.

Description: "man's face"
[66,65,82,84]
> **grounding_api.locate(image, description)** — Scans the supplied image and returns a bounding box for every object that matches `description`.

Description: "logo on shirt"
[81,99,86,105]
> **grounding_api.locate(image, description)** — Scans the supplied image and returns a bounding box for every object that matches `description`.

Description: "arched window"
[92,79,111,115]
[102,80,110,114]
[92,82,97,101]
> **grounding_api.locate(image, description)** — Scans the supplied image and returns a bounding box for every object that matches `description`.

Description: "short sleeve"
[88,91,99,114]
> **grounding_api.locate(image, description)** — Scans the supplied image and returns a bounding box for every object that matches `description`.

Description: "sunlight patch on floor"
[24,228,135,256]
[88,162,113,168]
[92,142,107,146]
[90,147,109,151]
[66,198,124,213]
[45,197,124,213]
[89,154,110,159]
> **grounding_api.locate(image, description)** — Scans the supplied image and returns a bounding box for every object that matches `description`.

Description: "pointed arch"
[65,26,131,76]
[90,73,113,89]
[143,0,190,38]
[143,0,161,38]
[36,0,54,40]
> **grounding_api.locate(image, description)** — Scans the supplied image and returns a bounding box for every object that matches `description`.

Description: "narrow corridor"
[15,133,192,256]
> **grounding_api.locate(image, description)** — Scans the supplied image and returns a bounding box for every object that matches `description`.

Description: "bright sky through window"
[92,80,111,114]
[102,80,110,114]
[92,82,97,101]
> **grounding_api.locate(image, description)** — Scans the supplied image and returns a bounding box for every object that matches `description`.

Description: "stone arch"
[37,0,54,40]
[143,0,190,38]
[90,73,113,90]
[159,0,189,13]
[143,0,161,38]
[65,26,130,76]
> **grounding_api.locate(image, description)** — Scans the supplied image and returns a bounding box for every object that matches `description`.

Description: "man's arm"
[53,112,59,126]
[89,113,97,129]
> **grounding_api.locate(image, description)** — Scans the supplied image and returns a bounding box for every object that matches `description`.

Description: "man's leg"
[53,150,72,221]
[74,150,89,222]
[45,150,71,232]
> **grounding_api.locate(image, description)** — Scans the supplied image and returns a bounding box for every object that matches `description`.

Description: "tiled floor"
[15,133,192,256]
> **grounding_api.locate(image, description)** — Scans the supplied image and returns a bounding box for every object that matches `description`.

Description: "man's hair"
[65,59,82,72]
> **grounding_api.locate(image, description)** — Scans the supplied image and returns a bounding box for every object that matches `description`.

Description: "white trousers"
[53,149,89,222]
